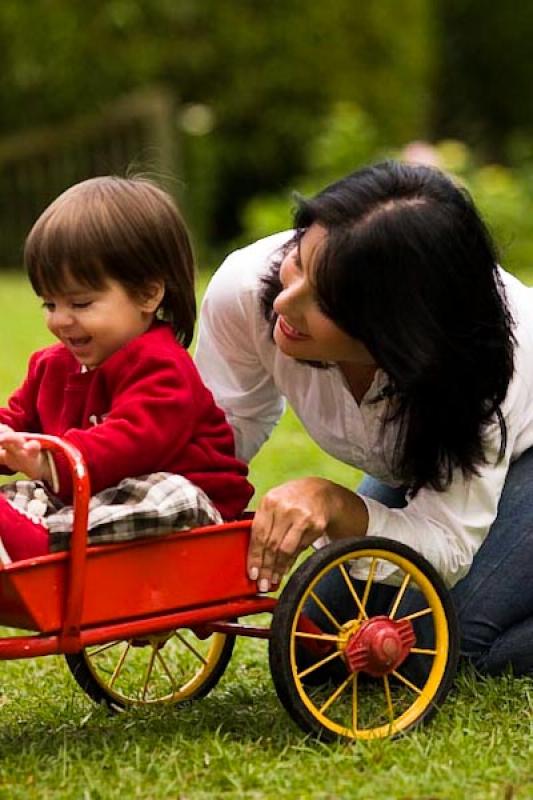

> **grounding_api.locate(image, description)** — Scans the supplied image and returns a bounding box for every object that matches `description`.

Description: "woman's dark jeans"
[305,447,533,677]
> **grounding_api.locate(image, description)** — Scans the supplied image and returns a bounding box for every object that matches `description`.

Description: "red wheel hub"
[343,616,416,677]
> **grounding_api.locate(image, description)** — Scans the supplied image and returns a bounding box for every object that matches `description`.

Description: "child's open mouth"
[67,336,91,352]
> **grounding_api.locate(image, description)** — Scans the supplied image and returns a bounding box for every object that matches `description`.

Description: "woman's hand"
[247,477,369,592]
[0,427,48,481]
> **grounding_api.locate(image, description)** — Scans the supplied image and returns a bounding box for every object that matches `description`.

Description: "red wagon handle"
[22,434,91,652]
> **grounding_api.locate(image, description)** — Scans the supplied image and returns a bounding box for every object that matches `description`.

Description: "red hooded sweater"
[0,323,253,520]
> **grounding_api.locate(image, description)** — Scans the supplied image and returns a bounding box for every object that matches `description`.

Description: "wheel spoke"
[358,557,378,621]
[296,649,343,680]
[388,573,411,619]
[308,590,342,631]
[352,672,358,735]
[401,606,433,622]
[142,644,158,700]
[109,641,131,688]
[410,647,437,656]
[391,669,423,695]
[294,631,338,643]
[339,563,368,620]
[319,672,355,715]
[88,641,122,658]
[383,674,394,727]
[156,649,178,694]
[174,631,208,664]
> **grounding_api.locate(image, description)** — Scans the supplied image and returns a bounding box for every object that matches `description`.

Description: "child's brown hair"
[24,176,196,346]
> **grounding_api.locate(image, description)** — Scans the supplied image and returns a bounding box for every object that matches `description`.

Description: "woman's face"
[273,224,375,366]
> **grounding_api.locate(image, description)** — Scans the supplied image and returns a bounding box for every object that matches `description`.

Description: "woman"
[195,161,533,675]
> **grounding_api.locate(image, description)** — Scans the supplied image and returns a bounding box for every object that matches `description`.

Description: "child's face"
[41,275,163,369]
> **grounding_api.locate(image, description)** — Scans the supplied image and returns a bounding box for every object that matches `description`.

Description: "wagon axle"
[342,616,416,677]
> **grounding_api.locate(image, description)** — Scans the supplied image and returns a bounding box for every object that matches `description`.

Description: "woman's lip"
[277,316,310,341]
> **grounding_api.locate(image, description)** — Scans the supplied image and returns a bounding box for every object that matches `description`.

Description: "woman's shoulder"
[209,230,293,295]
[496,268,533,424]
[498,266,533,307]
[499,268,533,345]
[199,231,292,337]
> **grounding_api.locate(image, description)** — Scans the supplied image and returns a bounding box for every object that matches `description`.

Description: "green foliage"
[0,0,434,245]
[433,140,533,277]
[241,101,385,243]
[240,103,533,279]
[1,1,532,255]
[434,1,533,161]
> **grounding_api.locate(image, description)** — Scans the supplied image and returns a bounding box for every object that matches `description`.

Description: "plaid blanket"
[0,473,223,552]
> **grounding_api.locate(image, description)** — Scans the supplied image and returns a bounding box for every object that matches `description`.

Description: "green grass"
[0,270,532,799]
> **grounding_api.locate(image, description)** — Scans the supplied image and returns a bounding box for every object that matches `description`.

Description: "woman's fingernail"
[258,578,270,593]
[272,573,280,585]
[249,567,258,581]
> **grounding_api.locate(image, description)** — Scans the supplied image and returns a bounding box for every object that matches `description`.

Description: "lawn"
[0,270,531,799]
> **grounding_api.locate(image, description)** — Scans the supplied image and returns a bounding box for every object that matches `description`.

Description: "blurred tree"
[241,101,385,242]
[240,106,533,281]
[433,1,533,162]
[0,0,433,246]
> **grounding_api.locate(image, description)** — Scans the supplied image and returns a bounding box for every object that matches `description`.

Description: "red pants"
[0,495,50,561]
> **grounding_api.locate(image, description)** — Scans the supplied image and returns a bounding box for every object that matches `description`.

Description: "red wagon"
[0,435,459,741]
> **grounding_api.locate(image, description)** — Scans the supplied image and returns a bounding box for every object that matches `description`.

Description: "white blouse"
[195,231,533,587]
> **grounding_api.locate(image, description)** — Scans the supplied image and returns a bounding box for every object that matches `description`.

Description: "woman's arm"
[195,236,289,462]
[248,477,369,592]
[248,410,519,592]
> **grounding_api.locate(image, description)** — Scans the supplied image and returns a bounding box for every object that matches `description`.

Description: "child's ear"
[140,281,165,313]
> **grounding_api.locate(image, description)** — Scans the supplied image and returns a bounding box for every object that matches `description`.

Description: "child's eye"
[71,301,92,309]
[41,301,55,311]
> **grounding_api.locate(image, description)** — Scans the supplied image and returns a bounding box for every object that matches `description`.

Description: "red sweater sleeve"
[0,352,43,475]
[0,352,42,432]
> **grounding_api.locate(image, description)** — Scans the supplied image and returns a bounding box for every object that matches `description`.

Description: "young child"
[0,176,253,561]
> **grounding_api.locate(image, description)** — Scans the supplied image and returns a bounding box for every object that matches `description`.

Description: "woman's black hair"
[260,160,515,493]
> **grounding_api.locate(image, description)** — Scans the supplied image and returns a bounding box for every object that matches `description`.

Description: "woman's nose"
[273,285,292,317]
[275,253,300,309]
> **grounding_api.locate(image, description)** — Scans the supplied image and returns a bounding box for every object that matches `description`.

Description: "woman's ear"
[140,281,165,313]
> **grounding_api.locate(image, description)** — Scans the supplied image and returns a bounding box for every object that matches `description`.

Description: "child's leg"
[0,495,49,561]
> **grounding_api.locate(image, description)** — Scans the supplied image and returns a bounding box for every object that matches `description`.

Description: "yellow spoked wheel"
[269,537,459,741]
[65,629,234,711]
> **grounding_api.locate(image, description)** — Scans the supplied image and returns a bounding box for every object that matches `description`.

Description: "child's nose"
[49,308,74,328]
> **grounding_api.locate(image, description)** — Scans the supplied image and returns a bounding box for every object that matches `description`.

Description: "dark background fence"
[0,88,176,267]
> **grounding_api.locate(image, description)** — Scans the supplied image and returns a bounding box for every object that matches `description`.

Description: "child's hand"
[0,424,14,465]
[0,429,46,480]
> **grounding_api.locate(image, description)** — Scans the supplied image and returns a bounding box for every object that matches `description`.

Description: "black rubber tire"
[269,536,460,741]
[66,630,235,712]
